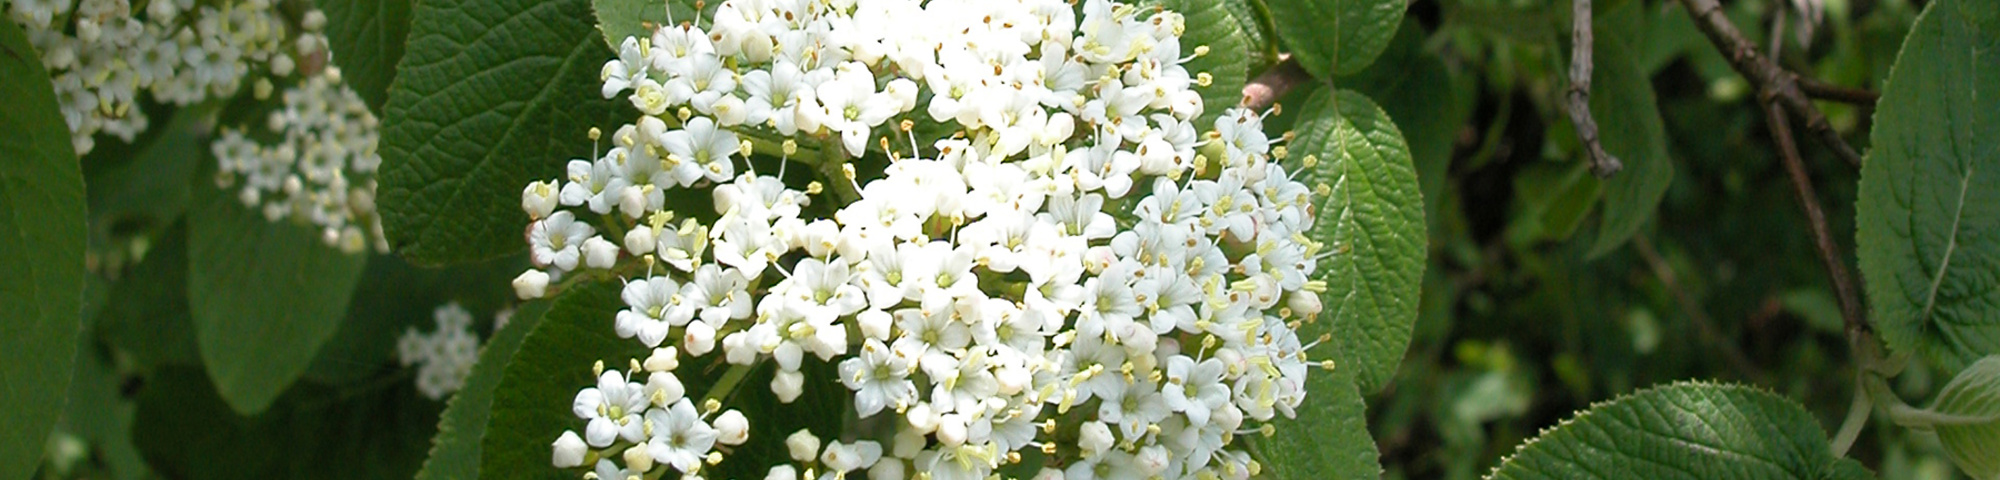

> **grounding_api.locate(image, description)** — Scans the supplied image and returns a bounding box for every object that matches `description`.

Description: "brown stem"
[1240,54,1307,112]
[1796,75,1881,106]
[1763,99,1869,338]
[1566,0,1622,177]
[1674,0,1866,168]
[1632,236,1770,384]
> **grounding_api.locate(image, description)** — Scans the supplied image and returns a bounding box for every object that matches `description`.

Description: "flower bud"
[773,369,805,403]
[869,460,906,480]
[935,413,968,446]
[1287,291,1323,319]
[785,429,821,463]
[513,270,551,299]
[858,310,892,341]
[714,409,749,445]
[643,347,679,372]
[683,320,717,356]
[1078,421,1114,454]
[646,371,685,406]
[1135,445,1170,476]
[765,465,797,480]
[618,186,649,219]
[551,430,588,468]
[523,181,558,219]
[622,444,655,473]
[583,236,620,269]
[624,225,657,256]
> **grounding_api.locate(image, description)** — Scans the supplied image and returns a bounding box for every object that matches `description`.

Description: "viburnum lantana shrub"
[513,0,1333,479]
[9,0,388,253]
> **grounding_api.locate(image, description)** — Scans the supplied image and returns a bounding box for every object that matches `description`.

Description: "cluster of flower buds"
[9,0,388,254]
[521,1,1332,479]
[397,302,487,400]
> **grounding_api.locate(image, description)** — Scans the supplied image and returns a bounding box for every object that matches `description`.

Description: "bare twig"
[1763,98,1868,338]
[1566,0,1623,178]
[1674,0,1866,168]
[1240,55,1307,112]
[1796,75,1881,106]
[1633,236,1770,384]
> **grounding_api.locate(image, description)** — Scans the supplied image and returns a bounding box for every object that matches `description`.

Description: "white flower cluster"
[210,67,389,254]
[10,0,318,154]
[397,302,486,400]
[526,1,1331,479]
[10,0,386,254]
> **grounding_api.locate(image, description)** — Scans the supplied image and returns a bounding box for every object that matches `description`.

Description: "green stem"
[1828,370,1871,457]
[818,142,862,204]
[702,360,760,406]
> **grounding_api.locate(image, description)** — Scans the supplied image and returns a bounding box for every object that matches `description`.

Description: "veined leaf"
[1928,356,2000,479]
[318,0,415,113]
[379,0,624,266]
[1487,382,1874,480]
[1291,89,1426,394]
[417,300,552,480]
[1855,0,2000,372]
[1268,0,1405,78]
[1585,3,1674,258]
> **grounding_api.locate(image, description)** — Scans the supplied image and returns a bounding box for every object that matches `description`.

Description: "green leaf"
[305,255,529,385]
[1584,4,1673,258]
[479,282,644,480]
[1508,161,1603,244]
[380,0,625,266]
[1486,381,1875,480]
[1155,0,1252,128]
[1290,89,1426,394]
[1928,355,2000,479]
[319,0,415,113]
[1268,0,1405,78]
[1254,357,1382,479]
[188,175,368,414]
[416,299,551,480]
[82,104,206,246]
[479,281,848,479]
[97,221,201,369]
[131,367,442,480]
[1345,19,1474,227]
[1855,0,2000,372]
[56,340,150,480]
[592,0,711,50]
[0,18,86,480]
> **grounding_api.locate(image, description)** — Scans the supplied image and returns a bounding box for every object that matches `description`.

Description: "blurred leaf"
[0,17,86,480]
[97,221,201,369]
[1585,5,1674,259]
[132,367,441,479]
[1486,382,1874,480]
[1268,0,1406,78]
[380,0,623,266]
[416,300,550,480]
[1927,355,2000,479]
[1256,359,1381,479]
[319,0,416,113]
[1509,162,1603,244]
[188,174,368,414]
[305,255,528,385]
[1781,289,1846,336]
[1854,0,2000,372]
[1291,89,1426,394]
[56,342,148,480]
[82,105,205,244]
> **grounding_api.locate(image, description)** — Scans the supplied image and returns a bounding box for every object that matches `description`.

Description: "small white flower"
[572,371,649,448]
[530,211,596,272]
[838,339,917,417]
[645,398,720,473]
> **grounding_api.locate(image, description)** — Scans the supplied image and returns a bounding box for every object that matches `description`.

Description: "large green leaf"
[1345,19,1474,228]
[1855,0,2000,372]
[1585,5,1674,258]
[416,300,551,480]
[1268,0,1405,78]
[57,341,150,480]
[1487,382,1874,480]
[0,18,86,480]
[318,0,415,113]
[1928,355,2000,479]
[1254,358,1381,479]
[131,368,442,480]
[479,282,643,480]
[305,255,528,385]
[188,175,368,414]
[1290,89,1426,394]
[380,0,624,266]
